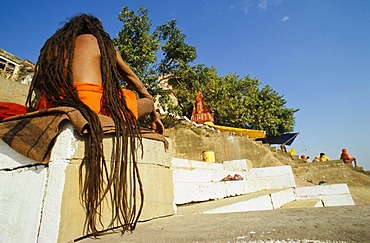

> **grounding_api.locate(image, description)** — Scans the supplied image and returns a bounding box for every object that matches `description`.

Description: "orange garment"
[37,82,138,119]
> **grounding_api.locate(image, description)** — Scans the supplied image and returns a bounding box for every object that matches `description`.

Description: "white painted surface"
[0,165,47,243]
[172,158,224,170]
[247,165,296,189]
[174,182,226,204]
[204,195,274,214]
[295,184,355,206]
[50,124,79,161]
[225,180,256,196]
[270,188,296,209]
[37,160,69,243]
[0,124,76,243]
[223,159,249,171]
[0,139,39,170]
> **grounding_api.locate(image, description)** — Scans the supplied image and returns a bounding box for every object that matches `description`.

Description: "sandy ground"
[79,205,370,242]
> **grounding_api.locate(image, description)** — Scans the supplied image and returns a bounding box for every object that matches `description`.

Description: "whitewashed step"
[176,188,295,215]
[295,184,355,206]
[281,199,323,208]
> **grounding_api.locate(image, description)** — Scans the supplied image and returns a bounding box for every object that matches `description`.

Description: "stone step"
[176,188,295,215]
[281,199,323,208]
[295,184,355,206]
[172,160,296,205]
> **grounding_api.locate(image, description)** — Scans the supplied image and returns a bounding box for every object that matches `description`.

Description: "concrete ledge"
[202,189,293,214]
[247,165,296,190]
[0,165,47,243]
[174,181,226,204]
[294,184,355,206]
[172,159,251,204]
[281,199,323,208]
[270,188,296,209]
[204,194,273,213]
[0,123,174,242]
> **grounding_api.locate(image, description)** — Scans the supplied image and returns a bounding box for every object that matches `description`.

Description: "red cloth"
[0,102,27,121]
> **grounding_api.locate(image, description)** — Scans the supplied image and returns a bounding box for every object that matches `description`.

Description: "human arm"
[115,50,164,134]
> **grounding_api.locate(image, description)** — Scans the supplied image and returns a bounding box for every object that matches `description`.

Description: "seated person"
[319,152,330,162]
[340,148,357,167]
[25,14,163,236]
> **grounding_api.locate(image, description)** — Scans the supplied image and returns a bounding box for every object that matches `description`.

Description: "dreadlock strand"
[26,13,144,237]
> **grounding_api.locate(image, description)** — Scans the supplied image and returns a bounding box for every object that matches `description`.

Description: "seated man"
[319,152,330,162]
[26,14,163,236]
[340,148,357,167]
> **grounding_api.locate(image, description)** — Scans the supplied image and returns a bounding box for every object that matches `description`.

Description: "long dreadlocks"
[26,14,144,236]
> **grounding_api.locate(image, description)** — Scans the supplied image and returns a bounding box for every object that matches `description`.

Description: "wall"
[0,77,29,104]
[0,124,174,242]
[166,126,286,168]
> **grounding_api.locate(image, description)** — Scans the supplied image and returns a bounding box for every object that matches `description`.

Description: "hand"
[151,117,164,134]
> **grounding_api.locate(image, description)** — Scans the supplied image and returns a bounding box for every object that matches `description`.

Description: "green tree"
[114,6,197,107]
[113,5,298,135]
[154,20,197,75]
[245,85,298,135]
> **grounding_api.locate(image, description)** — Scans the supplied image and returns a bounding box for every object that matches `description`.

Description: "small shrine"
[190,89,214,124]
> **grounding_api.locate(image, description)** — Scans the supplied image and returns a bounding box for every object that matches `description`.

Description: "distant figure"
[300,154,308,163]
[319,152,330,162]
[306,156,311,162]
[340,148,357,167]
[190,89,214,124]
[280,143,287,153]
[312,156,320,162]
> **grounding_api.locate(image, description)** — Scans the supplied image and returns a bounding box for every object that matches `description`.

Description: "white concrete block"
[38,160,69,243]
[294,184,355,206]
[248,165,296,189]
[223,159,249,171]
[172,158,223,170]
[270,188,296,209]
[0,139,39,170]
[320,194,355,206]
[172,168,215,183]
[204,195,274,214]
[295,184,351,197]
[50,124,79,161]
[225,180,256,196]
[174,182,226,204]
[0,165,47,243]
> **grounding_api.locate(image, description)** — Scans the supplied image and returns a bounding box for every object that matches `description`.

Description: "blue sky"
[1,0,369,169]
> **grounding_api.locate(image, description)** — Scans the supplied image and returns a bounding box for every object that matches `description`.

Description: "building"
[0,48,35,85]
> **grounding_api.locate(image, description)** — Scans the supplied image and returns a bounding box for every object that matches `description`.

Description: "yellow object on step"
[202,150,215,162]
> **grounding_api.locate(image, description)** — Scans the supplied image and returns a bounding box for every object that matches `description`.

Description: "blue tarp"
[256,132,299,146]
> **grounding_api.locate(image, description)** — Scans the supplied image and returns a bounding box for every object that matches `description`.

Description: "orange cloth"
[37,82,138,119]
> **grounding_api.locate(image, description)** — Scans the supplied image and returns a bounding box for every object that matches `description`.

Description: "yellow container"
[202,150,215,162]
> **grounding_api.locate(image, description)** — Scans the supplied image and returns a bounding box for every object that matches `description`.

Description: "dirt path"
[80,206,370,242]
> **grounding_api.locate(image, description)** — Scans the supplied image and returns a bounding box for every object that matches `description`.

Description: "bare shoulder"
[74,34,100,54]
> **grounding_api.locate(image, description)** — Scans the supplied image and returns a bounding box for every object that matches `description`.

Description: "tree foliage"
[113,6,298,135]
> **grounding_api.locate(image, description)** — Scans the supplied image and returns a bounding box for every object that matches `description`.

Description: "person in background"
[319,152,330,162]
[340,148,357,167]
[312,156,320,162]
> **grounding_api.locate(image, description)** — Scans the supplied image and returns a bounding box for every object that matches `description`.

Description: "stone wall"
[0,124,174,242]
[0,77,29,104]
[165,126,285,168]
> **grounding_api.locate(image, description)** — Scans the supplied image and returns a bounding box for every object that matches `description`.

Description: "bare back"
[72,34,102,86]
